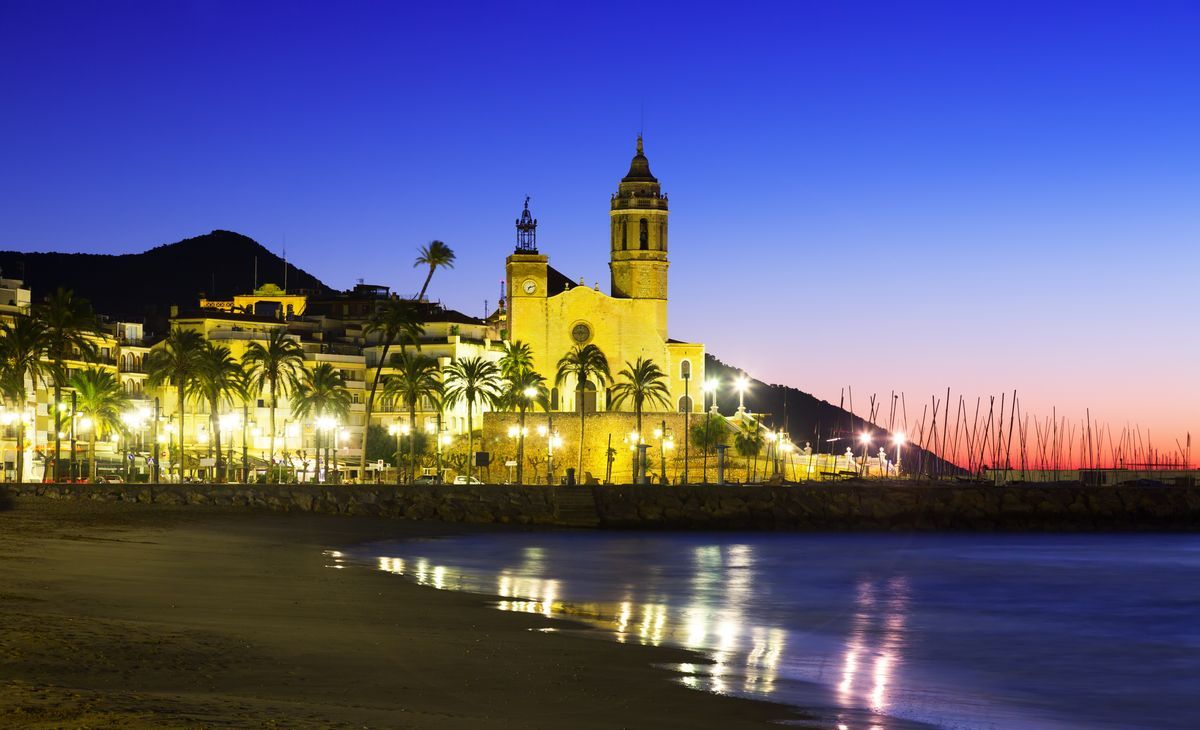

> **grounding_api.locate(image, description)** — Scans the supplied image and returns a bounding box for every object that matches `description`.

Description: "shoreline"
[0,498,804,728]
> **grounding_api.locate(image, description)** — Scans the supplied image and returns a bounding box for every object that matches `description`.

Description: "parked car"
[96,475,124,484]
[413,475,439,485]
[452,475,483,485]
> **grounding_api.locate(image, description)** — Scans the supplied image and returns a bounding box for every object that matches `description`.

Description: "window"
[639,218,649,250]
[550,387,559,410]
[678,395,693,412]
[680,360,691,379]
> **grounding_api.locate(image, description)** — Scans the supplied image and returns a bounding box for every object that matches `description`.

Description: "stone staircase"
[554,486,600,527]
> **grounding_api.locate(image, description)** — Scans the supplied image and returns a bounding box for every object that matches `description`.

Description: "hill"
[705,353,962,474]
[0,230,330,329]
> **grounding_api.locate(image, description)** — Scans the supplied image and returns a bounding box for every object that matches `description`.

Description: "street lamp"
[858,431,872,477]
[734,375,750,415]
[316,416,338,483]
[891,431,906,477]
[388,422,410,484]
[702,378,719,414]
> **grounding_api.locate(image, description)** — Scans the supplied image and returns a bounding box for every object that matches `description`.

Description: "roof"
[547,266,576,295]
[620,135,658,184]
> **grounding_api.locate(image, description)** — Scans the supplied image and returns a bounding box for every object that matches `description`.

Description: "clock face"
[522,279,536,294]
[571,322,591,344]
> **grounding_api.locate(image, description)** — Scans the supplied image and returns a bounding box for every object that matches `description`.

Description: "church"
[503,137,705,416]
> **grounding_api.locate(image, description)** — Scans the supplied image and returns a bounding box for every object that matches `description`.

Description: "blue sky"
[2,1,1197,443]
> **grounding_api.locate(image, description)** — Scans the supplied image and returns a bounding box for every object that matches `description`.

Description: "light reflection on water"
[371,540,920,729]
[358,533,1200,730]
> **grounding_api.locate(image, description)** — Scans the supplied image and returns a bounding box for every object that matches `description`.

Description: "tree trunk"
[268,379,277,482]
[361,343,391,481]
[417,268,434,301]
[177,384,186,482]
[15,425,24,483]
[466,406,474,482]
[53,383,62,481]
[89,431,96,482]
[211,406,221,483]
[516,406,526,485]
[577,387,585,476]
[409,402,418,484]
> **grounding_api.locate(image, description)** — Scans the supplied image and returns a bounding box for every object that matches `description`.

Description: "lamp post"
[625,430,641,483]
[701,378,718,484]
[518,386,537,485]
[388,422,408,485]
[703,378,719,414]
[734,375,749,416]
[858,431,872,477]
[69,392,78,481]
[540,426,561,486]
[316,415,337,483]
[682,368,690,485]
[653,421,671,484]
[891,431,906,478]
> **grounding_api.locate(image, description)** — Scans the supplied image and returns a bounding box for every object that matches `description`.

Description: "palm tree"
[382,352,443,484]
[555,344,611,477]
[188,343,247,483]
[500,368,548,485]
[734,418,765,483]
[145,327,206,480]
[0,315,49,482]
[609,357,671,440]
[691,413,725,484]
[0,370,27,482]
[362,299,424,477]
[414,240,456,301]
[69,368,129,482]
[243,330,305,477]
[443,356,502,482]
[293,363,352,483]
[34,288,97,480]
[498,340,534,379]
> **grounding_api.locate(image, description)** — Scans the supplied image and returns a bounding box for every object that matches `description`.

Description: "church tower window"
[639,218,648,250]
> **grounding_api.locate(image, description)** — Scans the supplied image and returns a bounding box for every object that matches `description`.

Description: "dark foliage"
[0,230,331,335]
[705,353,963,473]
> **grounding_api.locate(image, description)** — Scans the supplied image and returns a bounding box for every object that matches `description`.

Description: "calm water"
[344,533,1200,729]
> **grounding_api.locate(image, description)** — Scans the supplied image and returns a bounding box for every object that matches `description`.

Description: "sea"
[343,532,1200,729]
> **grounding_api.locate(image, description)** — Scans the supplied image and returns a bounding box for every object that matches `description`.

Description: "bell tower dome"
[609,136,668,302]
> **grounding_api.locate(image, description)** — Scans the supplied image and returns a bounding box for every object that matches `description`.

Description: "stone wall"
[5,480,1200,531]
[1,482,558,525]
[482,411,701,483]
[591,482,1200,530]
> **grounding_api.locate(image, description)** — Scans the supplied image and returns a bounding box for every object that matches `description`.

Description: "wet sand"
[0,499,799,728]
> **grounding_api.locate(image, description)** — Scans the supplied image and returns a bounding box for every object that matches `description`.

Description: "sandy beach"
[0,498,797,728]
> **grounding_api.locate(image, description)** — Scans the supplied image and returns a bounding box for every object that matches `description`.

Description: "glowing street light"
[891,431,906,475]
[734,375,750,414]
[702,378,719,414]
[859,431,872,476]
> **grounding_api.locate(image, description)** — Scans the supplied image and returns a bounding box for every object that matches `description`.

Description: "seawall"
[4,481,1200,531]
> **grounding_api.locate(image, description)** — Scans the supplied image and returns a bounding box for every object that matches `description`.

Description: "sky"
[2,1,1197,459]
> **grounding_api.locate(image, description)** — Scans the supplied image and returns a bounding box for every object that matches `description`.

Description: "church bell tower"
[609,136,668,303]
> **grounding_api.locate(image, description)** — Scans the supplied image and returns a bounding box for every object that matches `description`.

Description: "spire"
[621,135,657,185]
[515,195,538,252]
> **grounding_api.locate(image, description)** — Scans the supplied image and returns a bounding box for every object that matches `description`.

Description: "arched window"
[678,395,693,413]
[576,380,597,415]
[639,218,649,250]
[680,360,691,379]
[550,387,559,411]
[621,221,627,250]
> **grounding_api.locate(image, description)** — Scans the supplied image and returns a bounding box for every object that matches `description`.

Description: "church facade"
[503,137,705,415]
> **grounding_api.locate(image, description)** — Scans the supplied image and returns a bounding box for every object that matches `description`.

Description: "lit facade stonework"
[503,137,705,416]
